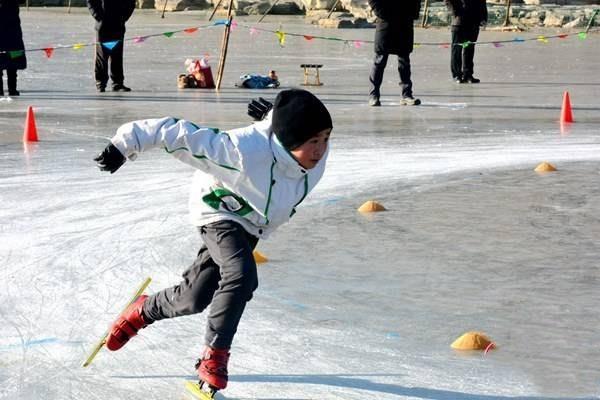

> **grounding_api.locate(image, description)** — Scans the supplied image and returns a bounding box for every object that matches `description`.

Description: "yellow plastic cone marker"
[451,331,495,351]
[358,200,386,213]
[253,250,268,264]
[534,162,557,173]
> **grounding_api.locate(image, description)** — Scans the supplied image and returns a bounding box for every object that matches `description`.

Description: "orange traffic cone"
[560,91,574,123]
[23,106,39,142]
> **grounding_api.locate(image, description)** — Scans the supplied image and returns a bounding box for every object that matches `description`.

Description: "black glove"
[94,143,126,174]
[247,97,273,121]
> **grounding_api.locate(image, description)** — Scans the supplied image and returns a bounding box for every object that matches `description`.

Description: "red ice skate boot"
[196,347,231,390]
[105,295,149,351]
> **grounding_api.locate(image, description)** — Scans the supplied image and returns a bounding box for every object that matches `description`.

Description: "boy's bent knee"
[222,268,258,301]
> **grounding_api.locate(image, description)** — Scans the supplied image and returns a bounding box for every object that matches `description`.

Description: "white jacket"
[111,112,328,239]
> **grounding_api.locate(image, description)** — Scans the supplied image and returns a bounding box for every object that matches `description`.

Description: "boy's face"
[290,128,331,170]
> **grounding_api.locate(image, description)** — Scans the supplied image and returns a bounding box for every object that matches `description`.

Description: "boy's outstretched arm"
[94,117,241,174]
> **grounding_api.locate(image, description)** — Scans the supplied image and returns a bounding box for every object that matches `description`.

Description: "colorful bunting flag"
[275,30,286,47]
[73,43,84,50]
[184,28,199,34]
[43,48,54,58]
[102,40,119,50]
[163,32,175,38]
[558,34,568,39]
[578,32,587,40]
[8,50,25,59]
[303,35,314,41]
[537,35,548,43]
[133,36,146,43]
[493,42,503,48]
[353,40,363,49]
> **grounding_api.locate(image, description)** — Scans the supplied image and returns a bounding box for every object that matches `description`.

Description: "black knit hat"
[272,89,332,150]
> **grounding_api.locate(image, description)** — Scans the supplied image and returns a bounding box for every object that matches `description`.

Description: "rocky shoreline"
[24,0,600,29]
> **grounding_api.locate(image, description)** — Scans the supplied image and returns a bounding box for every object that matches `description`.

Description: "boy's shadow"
[111,373,593,400]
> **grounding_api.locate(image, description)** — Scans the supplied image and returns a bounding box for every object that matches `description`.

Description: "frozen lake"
[1,8,599,400]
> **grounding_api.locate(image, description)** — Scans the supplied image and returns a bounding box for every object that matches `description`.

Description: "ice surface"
[1,8,600,400]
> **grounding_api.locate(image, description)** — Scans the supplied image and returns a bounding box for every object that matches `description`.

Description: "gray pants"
[143,220,259,349]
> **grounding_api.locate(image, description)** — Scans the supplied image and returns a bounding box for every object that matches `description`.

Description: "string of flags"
[241,23,598,49]
[0,18,598,59]
[0,20,226,58]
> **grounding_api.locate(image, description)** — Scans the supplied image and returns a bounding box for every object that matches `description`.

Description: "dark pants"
[143,220,259,349]
[369,52,413,98]
[451,25,480,79]
[0,69,18,95]
[94,39,125,88]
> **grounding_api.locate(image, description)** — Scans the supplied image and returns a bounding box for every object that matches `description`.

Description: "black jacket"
[0,0,27,70]
[444,0,488,27]
[368,0,421,55]
[87,0,136,40]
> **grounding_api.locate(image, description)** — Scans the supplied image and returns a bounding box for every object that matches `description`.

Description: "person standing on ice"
[367,0,422,107]
[444,0,487,83]
[0,0,27,96]
[87,0,136,92]
[93,89,332,392]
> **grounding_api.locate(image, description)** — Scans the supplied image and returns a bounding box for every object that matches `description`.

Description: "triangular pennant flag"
[440,43,450,48]
[353,40,363,49]
[231,20,238,30]
[461,41,471,48]
[303,35,314,41]
[73,43,85,50]
[8,50,25,59]
[275,30,286,47]
[414,43,421,49]
[213,19,228,26]
[102,40,119,50]
[493,42,503,48]
[184,27,198,34]
[513,37,525,42]
[163,32,175,38]
[537,35,548,43]
[133,36,147,43]
[249,27,258,36]
[578,32,587,40]
[43,48,54,58]
[558,34,568,39]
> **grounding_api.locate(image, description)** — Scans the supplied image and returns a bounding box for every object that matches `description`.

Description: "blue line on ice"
[0,337,83,351]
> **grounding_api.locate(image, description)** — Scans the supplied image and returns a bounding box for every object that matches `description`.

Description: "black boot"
[7,69,19,96]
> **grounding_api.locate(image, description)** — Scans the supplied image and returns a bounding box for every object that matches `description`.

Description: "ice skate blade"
[82,277,152,367]
[185,381,227,400]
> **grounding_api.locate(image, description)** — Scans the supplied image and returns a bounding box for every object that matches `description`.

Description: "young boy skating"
[93,89,332,394]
